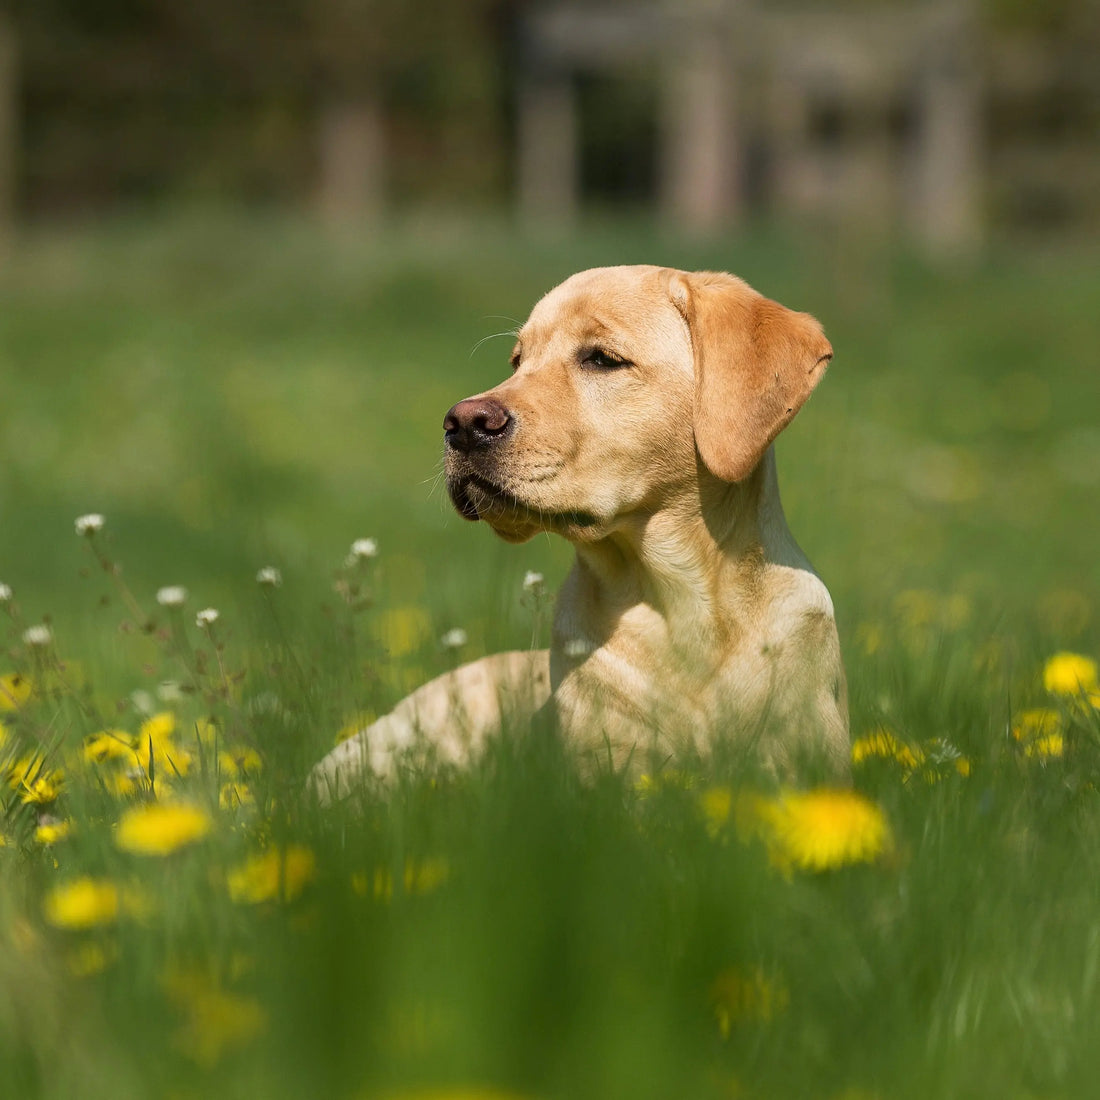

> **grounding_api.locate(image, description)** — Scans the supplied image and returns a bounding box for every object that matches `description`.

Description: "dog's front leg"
[309,649,551,802]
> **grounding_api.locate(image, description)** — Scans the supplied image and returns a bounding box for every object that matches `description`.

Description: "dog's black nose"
[444,397,513,452]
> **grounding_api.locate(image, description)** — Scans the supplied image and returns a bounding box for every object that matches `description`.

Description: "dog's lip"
[451,473,599,530]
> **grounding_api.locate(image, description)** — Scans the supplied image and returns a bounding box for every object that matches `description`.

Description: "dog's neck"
[556,447,812,662]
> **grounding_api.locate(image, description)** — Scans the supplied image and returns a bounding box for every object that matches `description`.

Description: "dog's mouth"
[448,473,597,531]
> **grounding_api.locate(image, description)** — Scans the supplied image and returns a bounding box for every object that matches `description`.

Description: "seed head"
[23,624,53,648]
[522,571,545,594]
[256,567,282,589]
[195,608,220,629]
[350,538,378,561]
[156,586,188,608]
[0,583,12,603]
[441,628,468,650]
[75,514,105,537]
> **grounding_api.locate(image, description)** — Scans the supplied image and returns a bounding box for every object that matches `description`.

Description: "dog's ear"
[666,270,833,483]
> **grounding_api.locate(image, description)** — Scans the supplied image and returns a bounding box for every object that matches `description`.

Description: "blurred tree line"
[1,0,1097,223]
[7,0,517,215]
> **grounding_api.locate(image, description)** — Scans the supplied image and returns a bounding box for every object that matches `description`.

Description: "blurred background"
[0,0,1098,682]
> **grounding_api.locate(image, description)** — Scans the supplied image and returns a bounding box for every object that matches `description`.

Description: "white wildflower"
[256,566,282,588]
[195,607,220,629]
[75,513,105,536]
[522,571,545,594]
[562,637,593,659]
[156,585,188,608]
[22,624,53,648]
[441,628,468,650]
[157,680,184,703]
[0,583,11,603]
[350,538,378,561]
[130,689,156,716]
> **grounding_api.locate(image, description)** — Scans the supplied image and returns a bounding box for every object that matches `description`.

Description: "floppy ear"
[667,270,833,483]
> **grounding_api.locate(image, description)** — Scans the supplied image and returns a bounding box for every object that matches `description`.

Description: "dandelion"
[0,582,11,602]
[1013,707,1062,743]
[134,711,192,777]
[349,537,378,561]
[156,586,188,608]
[562,637,593,659]
[218,745,262,777]
[751,789,892,873]
[44,878,120,929]
[157,680,184,703]
[115,801,212,856]
[219,782,255,810]
[83,729,137,764]
[74,513,105,536]
[0,672,32,711]
[441,628,468,650]
[10,757,64,804]
[1043,652,1099,696]
[227,845,316,904]
[195,607,220,629]
[35,818,73,845]
[522,571,544,594]
[851,727,923,772]
[256,566,282,588]
[22,624,52,648]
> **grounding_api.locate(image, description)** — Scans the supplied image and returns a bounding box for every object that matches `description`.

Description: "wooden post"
[660,28,739,231]
[0,15,17,244]
[516,70,577,226]
[315,98,385,224]
[910,6,981,253]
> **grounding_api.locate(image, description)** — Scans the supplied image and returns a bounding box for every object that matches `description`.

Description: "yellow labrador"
[312,266,847,798]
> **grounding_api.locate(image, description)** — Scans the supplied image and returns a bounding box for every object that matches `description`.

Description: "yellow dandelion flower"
[218,745,263,778]
[755,789,892,873]
[219,782,255,810]
[115,801,212,856]
[1043,652,1099,696]
[227,845,316,904]
[44,878,120,929]
[851,727,923,771]
[9,757,64,804]
[0,672,32,711]
[1025,733,1064,759]
[699,786,734,835]
[134,711,192,776]
[710,967,789,1038]
[82,729,137,765]
[35,819,74,845]
[1013,708,1063,743]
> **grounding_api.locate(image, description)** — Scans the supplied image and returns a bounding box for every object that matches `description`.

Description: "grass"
[1,211,1099,1098]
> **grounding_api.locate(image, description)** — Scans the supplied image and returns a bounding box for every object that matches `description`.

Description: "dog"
[312,265,848,800]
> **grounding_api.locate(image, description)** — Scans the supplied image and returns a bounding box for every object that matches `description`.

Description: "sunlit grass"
[1,216,1099,1097]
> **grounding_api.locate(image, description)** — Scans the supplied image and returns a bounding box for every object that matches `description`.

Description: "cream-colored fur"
[311,266,847,801]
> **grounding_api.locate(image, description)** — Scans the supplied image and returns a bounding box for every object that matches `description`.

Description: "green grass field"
[2,213,1100,1099]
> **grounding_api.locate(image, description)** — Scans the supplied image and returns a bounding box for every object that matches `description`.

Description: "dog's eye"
[582,348,631,370]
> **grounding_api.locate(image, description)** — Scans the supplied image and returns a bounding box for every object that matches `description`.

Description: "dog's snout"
[444,397,513,453]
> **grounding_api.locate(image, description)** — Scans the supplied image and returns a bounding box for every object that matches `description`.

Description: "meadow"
[1,212,1099,1099]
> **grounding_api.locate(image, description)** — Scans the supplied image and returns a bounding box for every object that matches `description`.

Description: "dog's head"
[444,265,832,544]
